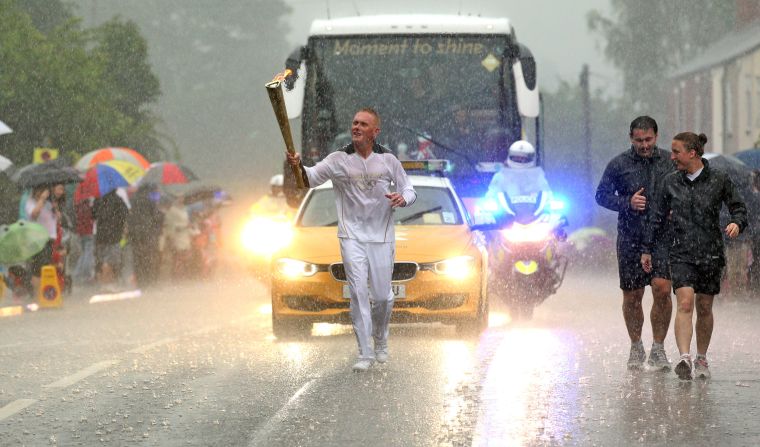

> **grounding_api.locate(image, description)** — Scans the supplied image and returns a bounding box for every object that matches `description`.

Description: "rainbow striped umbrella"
[74,160,145,202]
[75,147,150,172]
[140,162,198,185]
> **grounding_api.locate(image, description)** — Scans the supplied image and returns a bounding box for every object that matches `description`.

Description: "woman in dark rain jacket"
[641,132,748,381]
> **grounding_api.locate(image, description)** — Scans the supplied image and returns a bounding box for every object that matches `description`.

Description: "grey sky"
[282,0,619,94]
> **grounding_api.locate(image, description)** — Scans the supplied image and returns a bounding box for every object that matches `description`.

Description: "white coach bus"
[278,14,541,203]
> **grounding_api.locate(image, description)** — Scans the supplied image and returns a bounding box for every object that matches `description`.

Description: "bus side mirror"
[512,44,539,118]
[283,46,308,119]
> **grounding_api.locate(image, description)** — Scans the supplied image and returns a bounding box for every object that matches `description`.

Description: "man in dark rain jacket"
[596,116,676,371]
[642,132,747,381]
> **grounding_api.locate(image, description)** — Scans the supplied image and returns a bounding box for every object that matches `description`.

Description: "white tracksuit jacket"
[304,144,417,360]
[303,145,417,242]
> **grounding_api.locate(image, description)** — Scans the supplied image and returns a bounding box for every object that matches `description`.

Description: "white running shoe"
[352,359,374,372]
[674,356,693,380]
[375,349,388,364]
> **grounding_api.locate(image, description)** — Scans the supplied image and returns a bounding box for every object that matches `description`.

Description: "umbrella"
[703,153,752,189]
[0,154,13,174]
[0,119,11,136]
[140,162,198,185]
[74,160,145,202]
[163,180,226,204]
[0,220,50,265]
[12,159,82,188]
[75,147,151,172]
[734,148,760,170]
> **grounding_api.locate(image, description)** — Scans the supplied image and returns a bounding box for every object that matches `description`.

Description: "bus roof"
[309,15,513,37]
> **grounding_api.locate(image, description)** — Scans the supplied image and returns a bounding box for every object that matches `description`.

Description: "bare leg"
[650,277,673,344]
[622,288,645,342]
[674,287,696,355]
[695,293,715,356]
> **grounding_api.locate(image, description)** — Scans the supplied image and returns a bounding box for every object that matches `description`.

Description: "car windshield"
[298,185,463,227]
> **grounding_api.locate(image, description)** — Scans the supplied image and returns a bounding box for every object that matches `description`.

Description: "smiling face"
[630,128,657,158]
[351,111,380,149]
[671,139,695,172]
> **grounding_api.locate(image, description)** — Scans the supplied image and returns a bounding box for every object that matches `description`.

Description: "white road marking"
[0,399,37,421]
[248,379,316,446]
[42,360,120,389]
[89,289,142,304]
[128,338,177,354]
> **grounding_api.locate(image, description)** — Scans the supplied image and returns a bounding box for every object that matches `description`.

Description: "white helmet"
[270,174,284,187]
[506,140,537,169]
[270,174,284,195]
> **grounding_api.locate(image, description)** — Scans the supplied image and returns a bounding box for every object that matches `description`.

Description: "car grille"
[329,262,418,282]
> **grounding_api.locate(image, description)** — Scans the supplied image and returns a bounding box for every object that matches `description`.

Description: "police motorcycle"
[472,190,568,319]
[471,142,569,320]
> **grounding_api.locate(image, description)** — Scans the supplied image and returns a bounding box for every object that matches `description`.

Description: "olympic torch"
[265,70,307,189]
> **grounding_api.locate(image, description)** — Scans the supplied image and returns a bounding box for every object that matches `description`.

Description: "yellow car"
[270,172,489,338]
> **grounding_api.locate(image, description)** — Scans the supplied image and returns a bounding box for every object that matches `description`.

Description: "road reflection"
[473,327,579,446]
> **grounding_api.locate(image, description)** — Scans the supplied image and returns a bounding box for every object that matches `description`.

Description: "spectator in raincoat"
[128,184,164,288]
[162,195,192,278]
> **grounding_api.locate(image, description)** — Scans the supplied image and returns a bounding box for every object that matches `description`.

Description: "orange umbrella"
[75,147,150,171]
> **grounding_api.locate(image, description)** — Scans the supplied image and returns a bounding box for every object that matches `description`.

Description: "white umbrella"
[0,120,12,136]
[0,155,12,173]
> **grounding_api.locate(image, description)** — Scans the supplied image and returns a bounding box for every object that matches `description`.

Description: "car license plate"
[343,284,406,299]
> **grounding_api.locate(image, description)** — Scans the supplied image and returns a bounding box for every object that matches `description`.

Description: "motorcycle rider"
[486,140,551,202]
[250,174,291,219]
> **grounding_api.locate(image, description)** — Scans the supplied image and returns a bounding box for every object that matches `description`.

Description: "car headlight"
[501,222,552,243]
[433,256,475,280]
[241,216,294,257]
[275,258,318,278]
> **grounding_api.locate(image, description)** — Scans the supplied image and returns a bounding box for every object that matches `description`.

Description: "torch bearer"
[265,70,307,189]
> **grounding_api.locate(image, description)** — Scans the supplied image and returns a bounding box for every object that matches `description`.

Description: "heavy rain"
[1,0,760,445]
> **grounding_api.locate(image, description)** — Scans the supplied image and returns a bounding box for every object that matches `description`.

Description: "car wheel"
[271,314,311,339]
[455,296,489,335]
[510,300,535,321]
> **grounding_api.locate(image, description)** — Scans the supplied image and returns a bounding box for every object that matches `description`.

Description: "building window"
[746,75,753,135]
[695,94,702,132]
[725,80,733,137]
[755,76,760,128]
[674,86,682,130]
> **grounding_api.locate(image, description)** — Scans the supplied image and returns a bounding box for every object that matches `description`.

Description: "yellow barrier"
[0,274,6,306]
[38,265,62,308]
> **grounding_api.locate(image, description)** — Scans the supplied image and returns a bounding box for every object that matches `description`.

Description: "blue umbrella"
[734,148,760,170]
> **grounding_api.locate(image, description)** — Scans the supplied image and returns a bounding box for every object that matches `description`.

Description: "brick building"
[668,0,760,153]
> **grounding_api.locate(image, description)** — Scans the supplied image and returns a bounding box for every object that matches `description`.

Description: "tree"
[588,0,735,112]
[69,0,293,191]
[542,80,629,230]
[0,0,164,164]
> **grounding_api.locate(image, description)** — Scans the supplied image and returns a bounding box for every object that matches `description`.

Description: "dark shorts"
[28,239,54,277]
[671,262,723,295]
[617,239,670,291]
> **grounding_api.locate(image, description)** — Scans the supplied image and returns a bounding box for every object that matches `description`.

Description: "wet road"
[1,266,759,446]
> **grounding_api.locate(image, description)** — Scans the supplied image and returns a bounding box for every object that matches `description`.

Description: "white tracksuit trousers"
[340,238,395,360]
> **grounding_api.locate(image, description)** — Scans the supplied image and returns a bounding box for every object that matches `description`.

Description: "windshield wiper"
[389,120,479,168]
[399,206,443,224]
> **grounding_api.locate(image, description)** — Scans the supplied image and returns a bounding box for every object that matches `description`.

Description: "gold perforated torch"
[265,69,306,189]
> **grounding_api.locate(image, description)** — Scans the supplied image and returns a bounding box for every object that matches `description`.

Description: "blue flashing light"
[549,195,568,212]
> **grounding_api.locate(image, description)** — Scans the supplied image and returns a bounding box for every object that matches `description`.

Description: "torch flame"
[266,69,293,88]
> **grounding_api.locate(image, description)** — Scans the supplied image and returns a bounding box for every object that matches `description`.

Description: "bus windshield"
[301,35,520,169]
